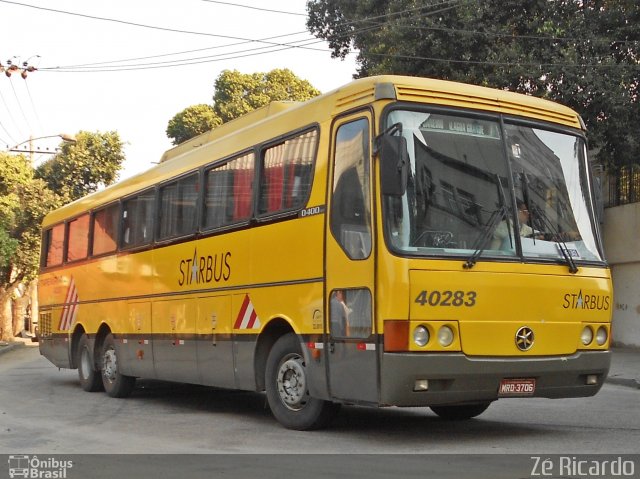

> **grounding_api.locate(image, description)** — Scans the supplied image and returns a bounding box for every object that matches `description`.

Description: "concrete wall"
[603,203,640,347]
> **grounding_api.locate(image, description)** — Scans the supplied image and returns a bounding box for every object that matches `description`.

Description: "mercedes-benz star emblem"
[515,326,534,351]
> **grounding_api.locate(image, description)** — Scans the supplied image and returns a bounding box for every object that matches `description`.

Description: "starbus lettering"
[562,290,610,311]
[178,249,231,286]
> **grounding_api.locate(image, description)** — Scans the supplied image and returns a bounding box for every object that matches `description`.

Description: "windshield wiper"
[529,203,579,274]
[521,172,579,274]
[464,175,510,270]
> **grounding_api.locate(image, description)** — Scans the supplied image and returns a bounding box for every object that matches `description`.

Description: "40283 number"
[414,290,477,307]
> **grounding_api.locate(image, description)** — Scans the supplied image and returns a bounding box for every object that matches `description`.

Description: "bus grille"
[39,311,52,338]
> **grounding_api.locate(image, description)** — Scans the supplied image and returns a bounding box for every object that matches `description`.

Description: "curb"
[605,376,640,389]
[0,342,26,357]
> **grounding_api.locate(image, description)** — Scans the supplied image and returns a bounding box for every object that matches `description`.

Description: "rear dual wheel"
[76,334,103,392]
[101,333,136,398]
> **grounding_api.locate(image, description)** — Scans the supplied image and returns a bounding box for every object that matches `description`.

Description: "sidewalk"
[1,340,638,388]
[0,336,39,357]
[608,346,640,389]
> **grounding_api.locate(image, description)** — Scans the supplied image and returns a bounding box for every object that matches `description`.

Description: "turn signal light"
[384,321,409,351]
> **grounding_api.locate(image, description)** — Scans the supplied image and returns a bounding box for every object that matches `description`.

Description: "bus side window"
[330,118,371,260]
[92,203,119,256]
[258,129,317,216]
[66,214,90,262]
[203,152,255,230]
[43,223,65,267]
[121,189,155,248]
[158,173,198,240]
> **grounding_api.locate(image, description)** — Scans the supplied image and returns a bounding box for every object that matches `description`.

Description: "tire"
[265,333,339,430]
[76,334,104,392]
[100,333,136,398]
[430,402,491,420]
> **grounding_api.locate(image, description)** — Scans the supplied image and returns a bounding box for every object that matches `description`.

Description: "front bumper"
[379,350,610,406]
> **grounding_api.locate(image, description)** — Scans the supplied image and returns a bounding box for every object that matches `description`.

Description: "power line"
[391,24,640,46]
[23,79,44,133]
[200,0,306,17]
[0,83,23,142]
[40,39,335,73]
[38,2,459,72]
[362,50,640,69]
[56,31,312,69]
[0,0,315,47]
[8,76,33,136]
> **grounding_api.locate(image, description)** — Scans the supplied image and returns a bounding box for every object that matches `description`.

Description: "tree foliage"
[212,69,321,123]
[306,0,640,170]
[166,104,222,146]
[166,69,321,144]
[35,131,125,201]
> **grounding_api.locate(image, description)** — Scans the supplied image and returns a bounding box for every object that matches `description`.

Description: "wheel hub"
[276,354,308,410]
[103,348,117,382]
[80,347,92,380]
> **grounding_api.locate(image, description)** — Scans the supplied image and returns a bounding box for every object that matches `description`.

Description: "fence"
[606,165,640,208]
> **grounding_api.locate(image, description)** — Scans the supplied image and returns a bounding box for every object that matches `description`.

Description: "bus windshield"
[382,109,603,264]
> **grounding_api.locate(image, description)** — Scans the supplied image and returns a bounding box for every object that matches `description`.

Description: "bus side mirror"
[378,134,409,196]
[593,174,604,225]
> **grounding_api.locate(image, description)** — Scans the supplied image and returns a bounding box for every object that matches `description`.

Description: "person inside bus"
[491,199,539,249]
[330,289,352,337]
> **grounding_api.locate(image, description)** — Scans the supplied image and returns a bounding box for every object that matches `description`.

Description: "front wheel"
[430,402,491,420]
[101,333,136,398]
[265,333,339,430]
[76,334,103,392]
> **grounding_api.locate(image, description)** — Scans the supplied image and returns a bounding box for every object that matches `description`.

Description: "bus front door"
[325,114,378,404]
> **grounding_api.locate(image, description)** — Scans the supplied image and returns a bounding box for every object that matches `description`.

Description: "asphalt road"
[1,346,639,478]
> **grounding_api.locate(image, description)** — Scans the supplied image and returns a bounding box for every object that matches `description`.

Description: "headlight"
[581,326,593,346]
[413,325,430,347]
[596,327,608,346]
[437,325,454,347]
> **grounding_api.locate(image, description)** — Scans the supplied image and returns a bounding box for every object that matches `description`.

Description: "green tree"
[166,104,222,146]
[165,69,321,145]
[306,0,640,170]
[35,131,125,201]
[213,68,321,123]
[0,153,61,340]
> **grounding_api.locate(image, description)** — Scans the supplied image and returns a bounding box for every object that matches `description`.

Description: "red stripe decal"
[234,294,251,329]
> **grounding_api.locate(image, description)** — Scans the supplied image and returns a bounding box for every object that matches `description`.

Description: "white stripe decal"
[59,277,79,331]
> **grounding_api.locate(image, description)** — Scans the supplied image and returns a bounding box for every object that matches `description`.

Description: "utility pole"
[7,134,77,160]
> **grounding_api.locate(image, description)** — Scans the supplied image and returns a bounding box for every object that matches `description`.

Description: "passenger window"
[204,152,254,230]
[121,189,155,248]
[258,129,317,215]
[158,173,199,240]
[66,214,90,262]
[330,119,372,260]
[43,223,65,267]
[92,204,119,256]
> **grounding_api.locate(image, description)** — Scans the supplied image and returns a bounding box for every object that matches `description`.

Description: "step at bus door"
[325,113,378,404]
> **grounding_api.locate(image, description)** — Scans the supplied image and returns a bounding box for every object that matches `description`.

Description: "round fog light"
[581,326,593,346]
[596,326,608,346]
[413,325,430,347]
[437,325,454,347]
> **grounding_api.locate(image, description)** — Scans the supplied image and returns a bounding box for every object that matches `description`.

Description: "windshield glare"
[383,109,603,264]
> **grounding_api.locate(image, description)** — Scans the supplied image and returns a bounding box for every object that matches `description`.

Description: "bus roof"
[42,75,582,227]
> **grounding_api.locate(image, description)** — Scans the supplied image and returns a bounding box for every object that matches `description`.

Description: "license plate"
[498,378,536,396]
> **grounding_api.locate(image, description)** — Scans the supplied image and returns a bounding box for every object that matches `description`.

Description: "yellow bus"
[38,75,612,430]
